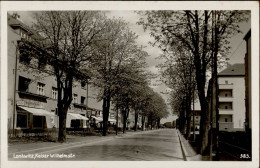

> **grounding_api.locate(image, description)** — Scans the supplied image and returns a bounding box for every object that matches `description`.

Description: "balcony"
[17,91,48,100]
[219,96,233,102]
[219,109,233,115]
[219,122,233,132]
[218,84,233,90]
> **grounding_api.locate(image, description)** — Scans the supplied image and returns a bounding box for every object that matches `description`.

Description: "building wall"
[218,76,245,131]
[8,16,89,130]
[8,24,21,129]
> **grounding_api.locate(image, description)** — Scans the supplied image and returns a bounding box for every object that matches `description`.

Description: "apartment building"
[8,13,90,132]
[218,63,245,132]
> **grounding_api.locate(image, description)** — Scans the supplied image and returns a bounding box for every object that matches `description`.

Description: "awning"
[68,113,89,120]
[91,116,103,122]
[18,106,55,116]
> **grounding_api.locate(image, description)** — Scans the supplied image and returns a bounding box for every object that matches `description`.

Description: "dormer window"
[20,30,28,39]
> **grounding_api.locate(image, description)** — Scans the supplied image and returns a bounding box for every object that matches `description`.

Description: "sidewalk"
[8,129,159,156]
[177,130,202,161]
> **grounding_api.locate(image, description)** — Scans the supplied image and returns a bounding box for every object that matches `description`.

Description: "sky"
[12,11,250,124]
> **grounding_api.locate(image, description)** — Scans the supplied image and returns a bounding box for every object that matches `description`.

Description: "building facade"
[218,64,246,132]
[8,14,123,135]
[244,29,251,132]
[8,14,91,133]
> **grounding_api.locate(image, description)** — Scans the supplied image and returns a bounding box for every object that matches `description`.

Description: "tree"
[160,46,196,139]
[30,11,106,142]
[138,10,249,154]
[90,18,148,136]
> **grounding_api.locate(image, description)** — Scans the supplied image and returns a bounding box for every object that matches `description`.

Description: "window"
[17,113,28,128]
[33,116,44,128]
[225,118,228,122]
[19,48,31,64]
[37,83,45,95]
[38,55,47,69]
[225,106,228,109]
[81,82,86,89]
[18,76,31,92]
[81,96,85,104]
[71,119,81,128]
[52,87,58,99]
[73,94,78,104]
[20,30,27,39]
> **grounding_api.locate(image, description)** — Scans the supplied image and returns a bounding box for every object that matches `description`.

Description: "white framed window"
[37,82,45,95]
[73,94,78,104]
[52,87,58,99]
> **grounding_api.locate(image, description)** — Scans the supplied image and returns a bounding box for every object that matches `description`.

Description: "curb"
[177,130,202,161]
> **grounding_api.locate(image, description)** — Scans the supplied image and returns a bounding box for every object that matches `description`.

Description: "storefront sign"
[17,99,43,108]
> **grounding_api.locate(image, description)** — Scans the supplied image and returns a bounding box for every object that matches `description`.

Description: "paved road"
[10,129,184,161]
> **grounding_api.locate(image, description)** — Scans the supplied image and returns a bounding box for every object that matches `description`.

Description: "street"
[9,129,184,161]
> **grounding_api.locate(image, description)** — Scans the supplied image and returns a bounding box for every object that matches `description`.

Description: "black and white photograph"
[1,1,259,168]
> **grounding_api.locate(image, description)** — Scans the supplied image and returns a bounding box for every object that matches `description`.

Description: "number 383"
[240,154,250,159]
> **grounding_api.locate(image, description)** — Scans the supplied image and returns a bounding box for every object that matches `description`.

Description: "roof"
[8,13,34,35]
[243,29,251,41]
[218,63,245,76]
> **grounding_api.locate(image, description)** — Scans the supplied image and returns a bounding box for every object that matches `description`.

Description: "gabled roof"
[218,63,245,76]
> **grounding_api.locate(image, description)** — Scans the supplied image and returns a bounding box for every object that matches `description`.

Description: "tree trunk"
[197,88,209,155]
[185,92,192,140]
[116,103,119,135]
[57,72,73,143]
[102,89,111,136]
[141,115,145,131]
[179,101,186,134]
[58,108,67,142]
[157,118,160,129]
[150,117,153,130]
[123,109,127,134]
[134,110,138,131]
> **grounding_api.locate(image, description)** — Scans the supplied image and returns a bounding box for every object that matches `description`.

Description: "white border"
[1,1,259,168]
